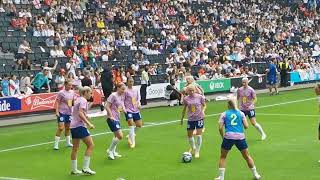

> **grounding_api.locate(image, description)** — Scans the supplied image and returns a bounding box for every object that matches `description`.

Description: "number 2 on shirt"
[230,114,238,126]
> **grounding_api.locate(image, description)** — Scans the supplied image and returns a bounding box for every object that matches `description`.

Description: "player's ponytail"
[115,82,126,91]
[64,79,72,85]
[227,99,237,110]
[78,86,92,96]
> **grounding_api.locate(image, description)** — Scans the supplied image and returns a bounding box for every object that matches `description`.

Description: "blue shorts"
[241,109,256,119]
[107,118,121,132]
[221,138,248,151]
[57,113,72,124]
[187,119,204,130]
[71,126,90,139]
[125,112,142,121]
[267,77,277,85]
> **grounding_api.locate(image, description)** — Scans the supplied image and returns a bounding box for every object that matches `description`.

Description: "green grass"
[0,88,319,180]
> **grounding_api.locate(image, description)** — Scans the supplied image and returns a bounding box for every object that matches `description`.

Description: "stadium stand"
[0,0,319,97]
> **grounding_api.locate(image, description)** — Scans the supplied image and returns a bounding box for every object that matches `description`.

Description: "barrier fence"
[0,74,307,118]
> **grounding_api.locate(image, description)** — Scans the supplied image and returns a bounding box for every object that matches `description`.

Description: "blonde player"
[215,99,261,180]
[70,86,95,175]
[105,83,126,160]
[180,85,206,158]
[237,78,266,140]
[54,80,75,150]
[181,76,205,134]
[181,76,204,96]
[124,77,142,148]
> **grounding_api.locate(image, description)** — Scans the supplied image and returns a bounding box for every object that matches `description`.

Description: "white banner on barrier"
[133,83,169,99]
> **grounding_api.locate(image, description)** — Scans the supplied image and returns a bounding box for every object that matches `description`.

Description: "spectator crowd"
[0,0,320,97]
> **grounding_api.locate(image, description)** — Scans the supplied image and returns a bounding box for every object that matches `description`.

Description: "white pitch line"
[0,120,182,153]
[205,97,316,117]
[255,97,316,109]
[143,122,159,125]
[0,177,32,180]
[0,97,316,153]
[258,113,318,117]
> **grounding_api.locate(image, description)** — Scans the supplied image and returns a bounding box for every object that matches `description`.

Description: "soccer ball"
[182,152,192,163]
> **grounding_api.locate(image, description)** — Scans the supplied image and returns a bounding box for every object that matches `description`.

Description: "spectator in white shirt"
[66,58,77,76]
[17,40,33,59]
[33,26,42,37]
[20,73,32,94]
[43,60,58,80]
[46,36,55,47]
[101,51,109,62]
[130,42,138,50]
[9,75,21,96]
[0,4,5,12]
[55,68,66,91]
[50,45,66,58]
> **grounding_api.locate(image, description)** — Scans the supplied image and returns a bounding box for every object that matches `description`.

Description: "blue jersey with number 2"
[224,109,244,134]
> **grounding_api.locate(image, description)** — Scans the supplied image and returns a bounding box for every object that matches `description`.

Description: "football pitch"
[0,88,319,180]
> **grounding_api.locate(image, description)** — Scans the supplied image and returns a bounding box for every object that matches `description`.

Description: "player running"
[106,83,126,160]
[124,77,142,148]
[54,80,75,150]
[237,77,266,140]
[215,99,261,180]
[180,85,206,158]
[70,86,95,175]
[266,59,279,95]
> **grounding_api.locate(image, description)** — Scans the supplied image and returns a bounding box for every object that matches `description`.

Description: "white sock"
[129,126,135,143]
[83,156,90,170]
[251,166,259,176]
[188,137,196,150]
[54,136,60,146]
[218,168,225,179]
[254,123,265,135]
[196,135,202,151]
[66,136,71,145]
[71,159,77,171]
[109,137,119,153]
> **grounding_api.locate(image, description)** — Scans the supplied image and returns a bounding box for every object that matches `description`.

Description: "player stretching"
[106,83,126,160]
[215,99,261,180]
[70,86,95,175]
[124,77,142,148]
[237,78,266,140]
[54,80,75,150]
[180,85,206,158]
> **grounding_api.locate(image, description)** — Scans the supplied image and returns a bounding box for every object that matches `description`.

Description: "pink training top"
[107,92,125,121]
[70,97,88,128]
[183,93,205,121]
[56,89,75,115]
[237,86,256,111]
[219,111,246,140]
[124,88,140,113]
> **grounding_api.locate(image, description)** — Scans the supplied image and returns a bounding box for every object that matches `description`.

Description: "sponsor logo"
[209,82,224,90]
[26,97,32,105]
[0,100,11,112]
[148,88,164,97]
[147,84,167,98]
[31,95,57,110]
[0,98,22,112]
